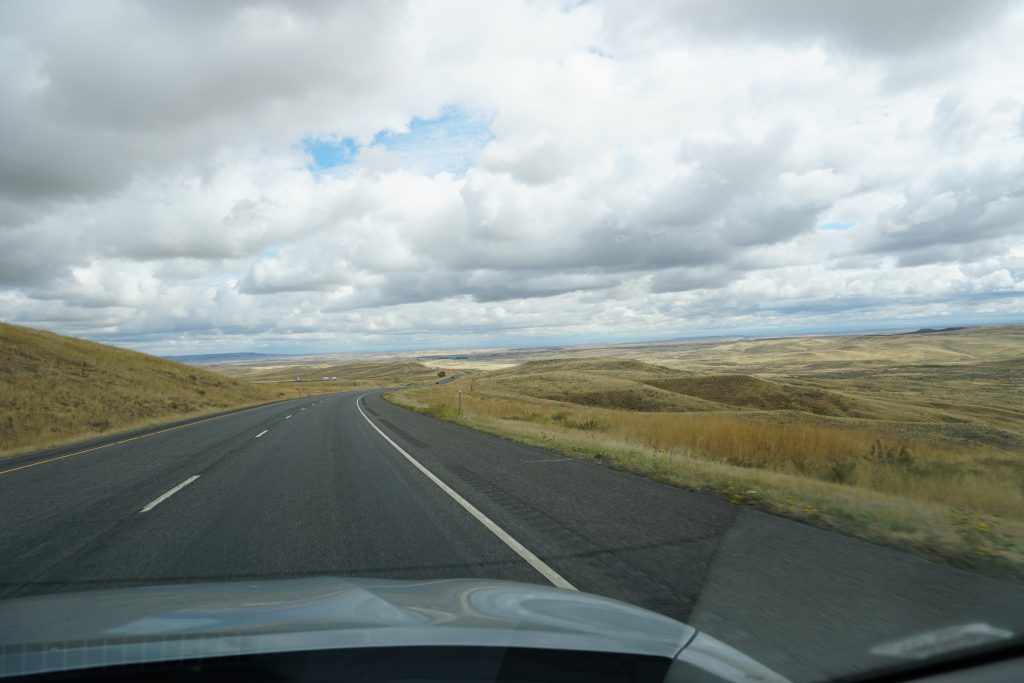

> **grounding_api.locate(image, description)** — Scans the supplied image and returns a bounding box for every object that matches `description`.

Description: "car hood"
[0,577,786,681]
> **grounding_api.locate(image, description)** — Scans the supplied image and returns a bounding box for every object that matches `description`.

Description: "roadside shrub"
[825,458,858,484]
[568,418,602,431]
[424,402,456,419]
[865,440,915,469]
[504,412,543,423]
[725,455,761,469]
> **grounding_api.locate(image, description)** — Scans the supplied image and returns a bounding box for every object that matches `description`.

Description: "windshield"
[1,2,1023,682]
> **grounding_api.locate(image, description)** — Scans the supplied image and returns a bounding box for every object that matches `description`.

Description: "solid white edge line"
[355,395,577,591]
[255,429,269,438]
[140,475,200,513]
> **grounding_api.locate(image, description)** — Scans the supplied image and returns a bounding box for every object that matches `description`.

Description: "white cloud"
[1,0,1022,353]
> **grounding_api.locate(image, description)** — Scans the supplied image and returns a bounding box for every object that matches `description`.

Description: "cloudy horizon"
[2,1,1022,355]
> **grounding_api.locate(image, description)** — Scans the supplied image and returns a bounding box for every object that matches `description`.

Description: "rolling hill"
[0,323,277,457]
[477,358,869,416]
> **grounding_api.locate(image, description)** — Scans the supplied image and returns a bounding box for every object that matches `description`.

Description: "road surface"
[2,390,1022,681]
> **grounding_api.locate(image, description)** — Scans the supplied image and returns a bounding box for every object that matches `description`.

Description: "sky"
[1,0,1023,354]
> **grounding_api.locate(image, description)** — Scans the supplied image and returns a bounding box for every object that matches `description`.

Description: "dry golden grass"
[0,323,287,457]
[0,323,443,458]
[257,383,350,399]
[386,327,1024,578]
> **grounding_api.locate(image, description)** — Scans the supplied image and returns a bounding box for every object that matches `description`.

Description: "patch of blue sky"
[303,137,358,173]
[371,105,494,176]
[820,221,856,231]
[302,106,493,177]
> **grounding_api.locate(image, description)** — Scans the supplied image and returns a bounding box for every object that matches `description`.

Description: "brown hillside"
[646,374,866,417]
[1,322,276,456]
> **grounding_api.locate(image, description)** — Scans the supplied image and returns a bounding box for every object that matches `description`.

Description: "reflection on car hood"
[0,578,683,666]
[0,577,787,682]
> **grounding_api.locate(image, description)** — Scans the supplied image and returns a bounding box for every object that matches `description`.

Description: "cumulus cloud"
[600,0,1010,55]
[0,0,1022,353]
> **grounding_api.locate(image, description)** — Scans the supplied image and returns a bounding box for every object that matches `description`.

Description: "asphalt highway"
[2,390,1023,681]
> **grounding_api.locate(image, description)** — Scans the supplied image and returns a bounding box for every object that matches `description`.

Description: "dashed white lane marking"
[255,430,268,438]
[0,401,291,477]
[285,415,292,419]
[141,475,200,513]
[355,395,576,592]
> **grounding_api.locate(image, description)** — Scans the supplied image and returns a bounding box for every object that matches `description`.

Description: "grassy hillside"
[477,358,872,416]
[482,359,719,412]
[386,326,1024,579]
[0,323,278,457]
[646,374,866,417]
